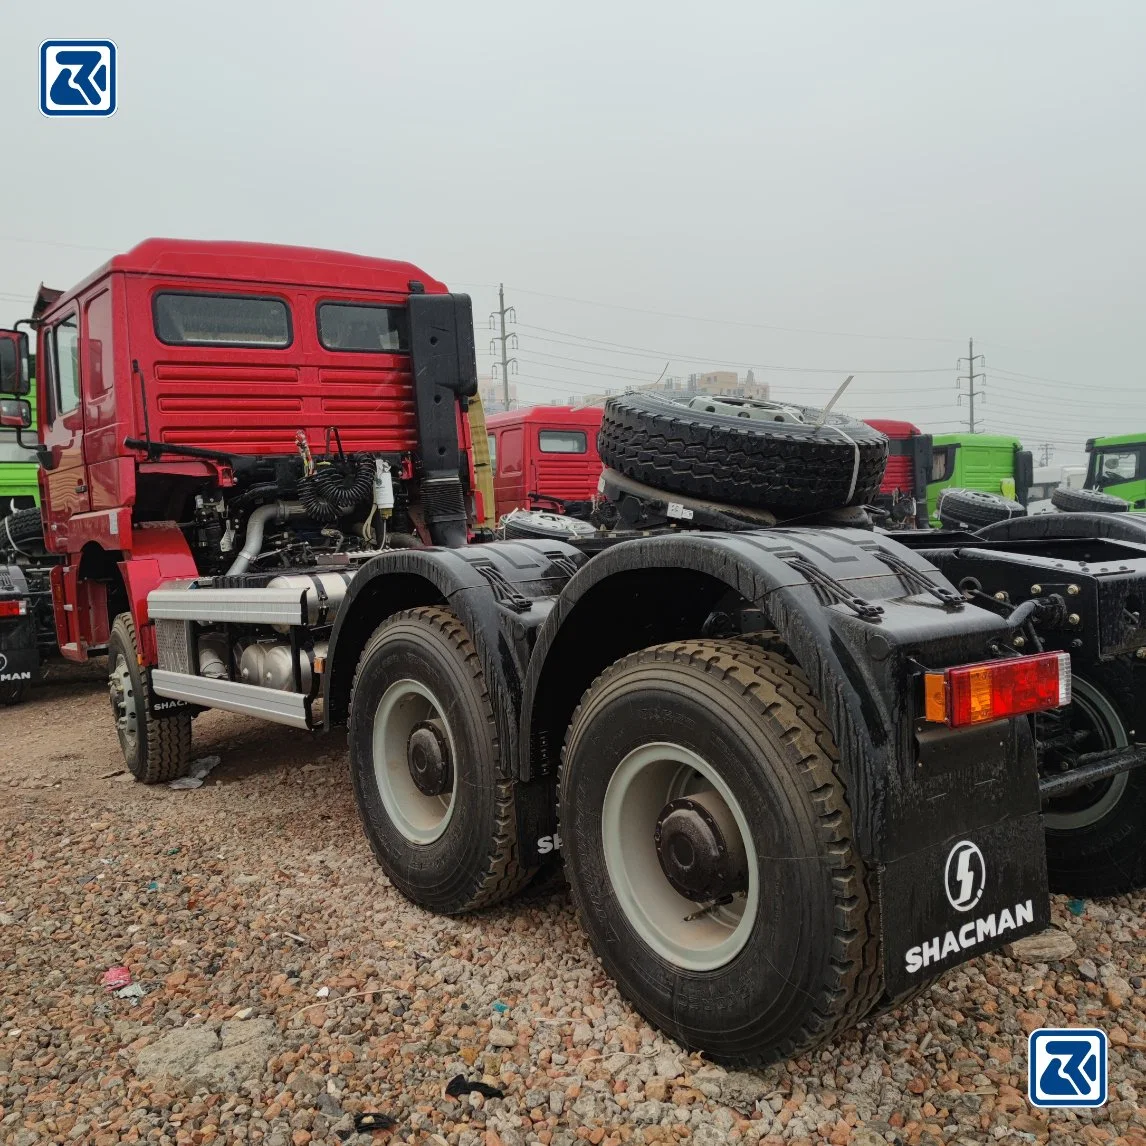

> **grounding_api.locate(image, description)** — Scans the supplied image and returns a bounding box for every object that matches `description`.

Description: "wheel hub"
[654,791,748,902]
[406,719,453,796]
[109,660,138,745]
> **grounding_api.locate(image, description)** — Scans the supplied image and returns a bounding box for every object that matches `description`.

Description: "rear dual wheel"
[559,640,881,1066]
[1042,671,1146,896]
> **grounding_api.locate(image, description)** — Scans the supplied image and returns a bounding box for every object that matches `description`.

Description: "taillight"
[0,599,26,618]
[923,652,1071,727]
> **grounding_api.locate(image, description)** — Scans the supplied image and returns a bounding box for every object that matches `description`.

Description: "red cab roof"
[486,405,604,428]
[43,238,446,316]
[864,418,922,440]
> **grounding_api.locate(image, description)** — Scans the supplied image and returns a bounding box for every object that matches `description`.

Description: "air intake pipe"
[408,293,478,548]
[227,501,306,575]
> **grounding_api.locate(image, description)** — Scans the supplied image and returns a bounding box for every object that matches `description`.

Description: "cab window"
[153,292,292,348]
[538,429,588,454]
[1096,450,1140,484]
[499,428,523,475]
[931,444,958,482]
[487,433,498,476]
[317,302,408,352]
[49,313,81,418]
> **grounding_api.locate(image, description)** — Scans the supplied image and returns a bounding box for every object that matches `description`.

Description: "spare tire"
[937,488,1026,529]
[501,509,597,542]
[1051,486,1129,514]
[598,393,888,513]
[0,507,45,557]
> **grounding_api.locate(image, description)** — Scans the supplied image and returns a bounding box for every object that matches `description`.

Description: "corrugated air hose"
[298,455,375,522]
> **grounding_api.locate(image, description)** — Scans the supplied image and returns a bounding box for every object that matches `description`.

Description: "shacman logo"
[40,40,117,117]
[904,837,1032,974]
[944,839,986,912]
[1029,1028,1107,1108]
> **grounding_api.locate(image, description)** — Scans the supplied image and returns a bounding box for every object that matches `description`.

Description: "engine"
[182,429,417,578]
[166,428,430,697]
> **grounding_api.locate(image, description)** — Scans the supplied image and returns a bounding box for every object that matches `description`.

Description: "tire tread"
[349,605,534,912]
[560,637,882,1066]
[111,611,192,784]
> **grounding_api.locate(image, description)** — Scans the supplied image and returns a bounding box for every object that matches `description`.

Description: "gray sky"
[4,0,1145,466]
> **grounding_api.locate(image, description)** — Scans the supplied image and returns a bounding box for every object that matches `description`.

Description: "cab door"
[1092,446,1146,507]
[39,309,91,546]
[493,426,524,514]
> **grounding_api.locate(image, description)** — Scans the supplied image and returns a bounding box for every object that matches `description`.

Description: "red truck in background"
[486,405,603,520]
[486,408,934,528]
[863,418,933,528]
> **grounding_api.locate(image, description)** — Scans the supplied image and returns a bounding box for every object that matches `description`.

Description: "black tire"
[348,606,535,913]
[1051,486,1129,514]
[559,640,880,1066]
[0,507,45,556]
[501,509,597,542]
[0,679,27,705]
[1042,667,1146,896]
[937,487,1026,529]
[597,393,888,513]
[107,613,192,784]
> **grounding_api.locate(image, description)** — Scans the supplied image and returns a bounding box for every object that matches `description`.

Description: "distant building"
[574,370,769,408]
[479,376,518,413]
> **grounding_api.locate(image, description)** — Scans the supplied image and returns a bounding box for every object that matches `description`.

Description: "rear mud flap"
[0,619,39,684]
[880,811,1049,998]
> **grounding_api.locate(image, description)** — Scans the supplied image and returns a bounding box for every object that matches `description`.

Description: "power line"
[508,285,964,345]
[513,348,666,375]
[514,323,952,375]
[0,235,118,254]
[989,364,1144,394]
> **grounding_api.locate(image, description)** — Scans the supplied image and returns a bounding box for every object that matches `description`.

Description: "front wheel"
[107,613,192,784]
[347,606,535,913]
[559,639,880,1067]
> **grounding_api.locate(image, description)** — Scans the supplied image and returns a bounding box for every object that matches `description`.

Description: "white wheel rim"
[600,742,758,971]
[1043,677,1129,830]
[109,658,138,752]
[372,679,457,844]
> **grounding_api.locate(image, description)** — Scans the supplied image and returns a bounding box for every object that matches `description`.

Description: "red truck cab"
[864,418,933,528]
[486,405,603,519]
[19,238,482,662]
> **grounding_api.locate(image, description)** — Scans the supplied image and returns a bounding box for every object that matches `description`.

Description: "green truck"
[0,369,37,512]
[1086,433,1146,509]
[926,432,1033,525]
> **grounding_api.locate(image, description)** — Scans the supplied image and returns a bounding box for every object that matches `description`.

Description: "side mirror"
[0,398,32,429]
[0,331,31,396]
[1014,448,1034,504]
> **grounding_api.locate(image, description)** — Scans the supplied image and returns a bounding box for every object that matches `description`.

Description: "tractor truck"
[2,239,1146,1067]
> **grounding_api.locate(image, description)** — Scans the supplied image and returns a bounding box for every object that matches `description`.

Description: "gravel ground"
[4,669,1146,1146]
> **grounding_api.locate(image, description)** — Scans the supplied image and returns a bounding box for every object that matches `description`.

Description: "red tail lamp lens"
[923,652,1071,727]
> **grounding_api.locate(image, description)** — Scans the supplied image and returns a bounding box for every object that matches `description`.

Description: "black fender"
[323,540,588,773]
[976,511,1146,545]
[522,527,1051,995]
[520,527,1025,862]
